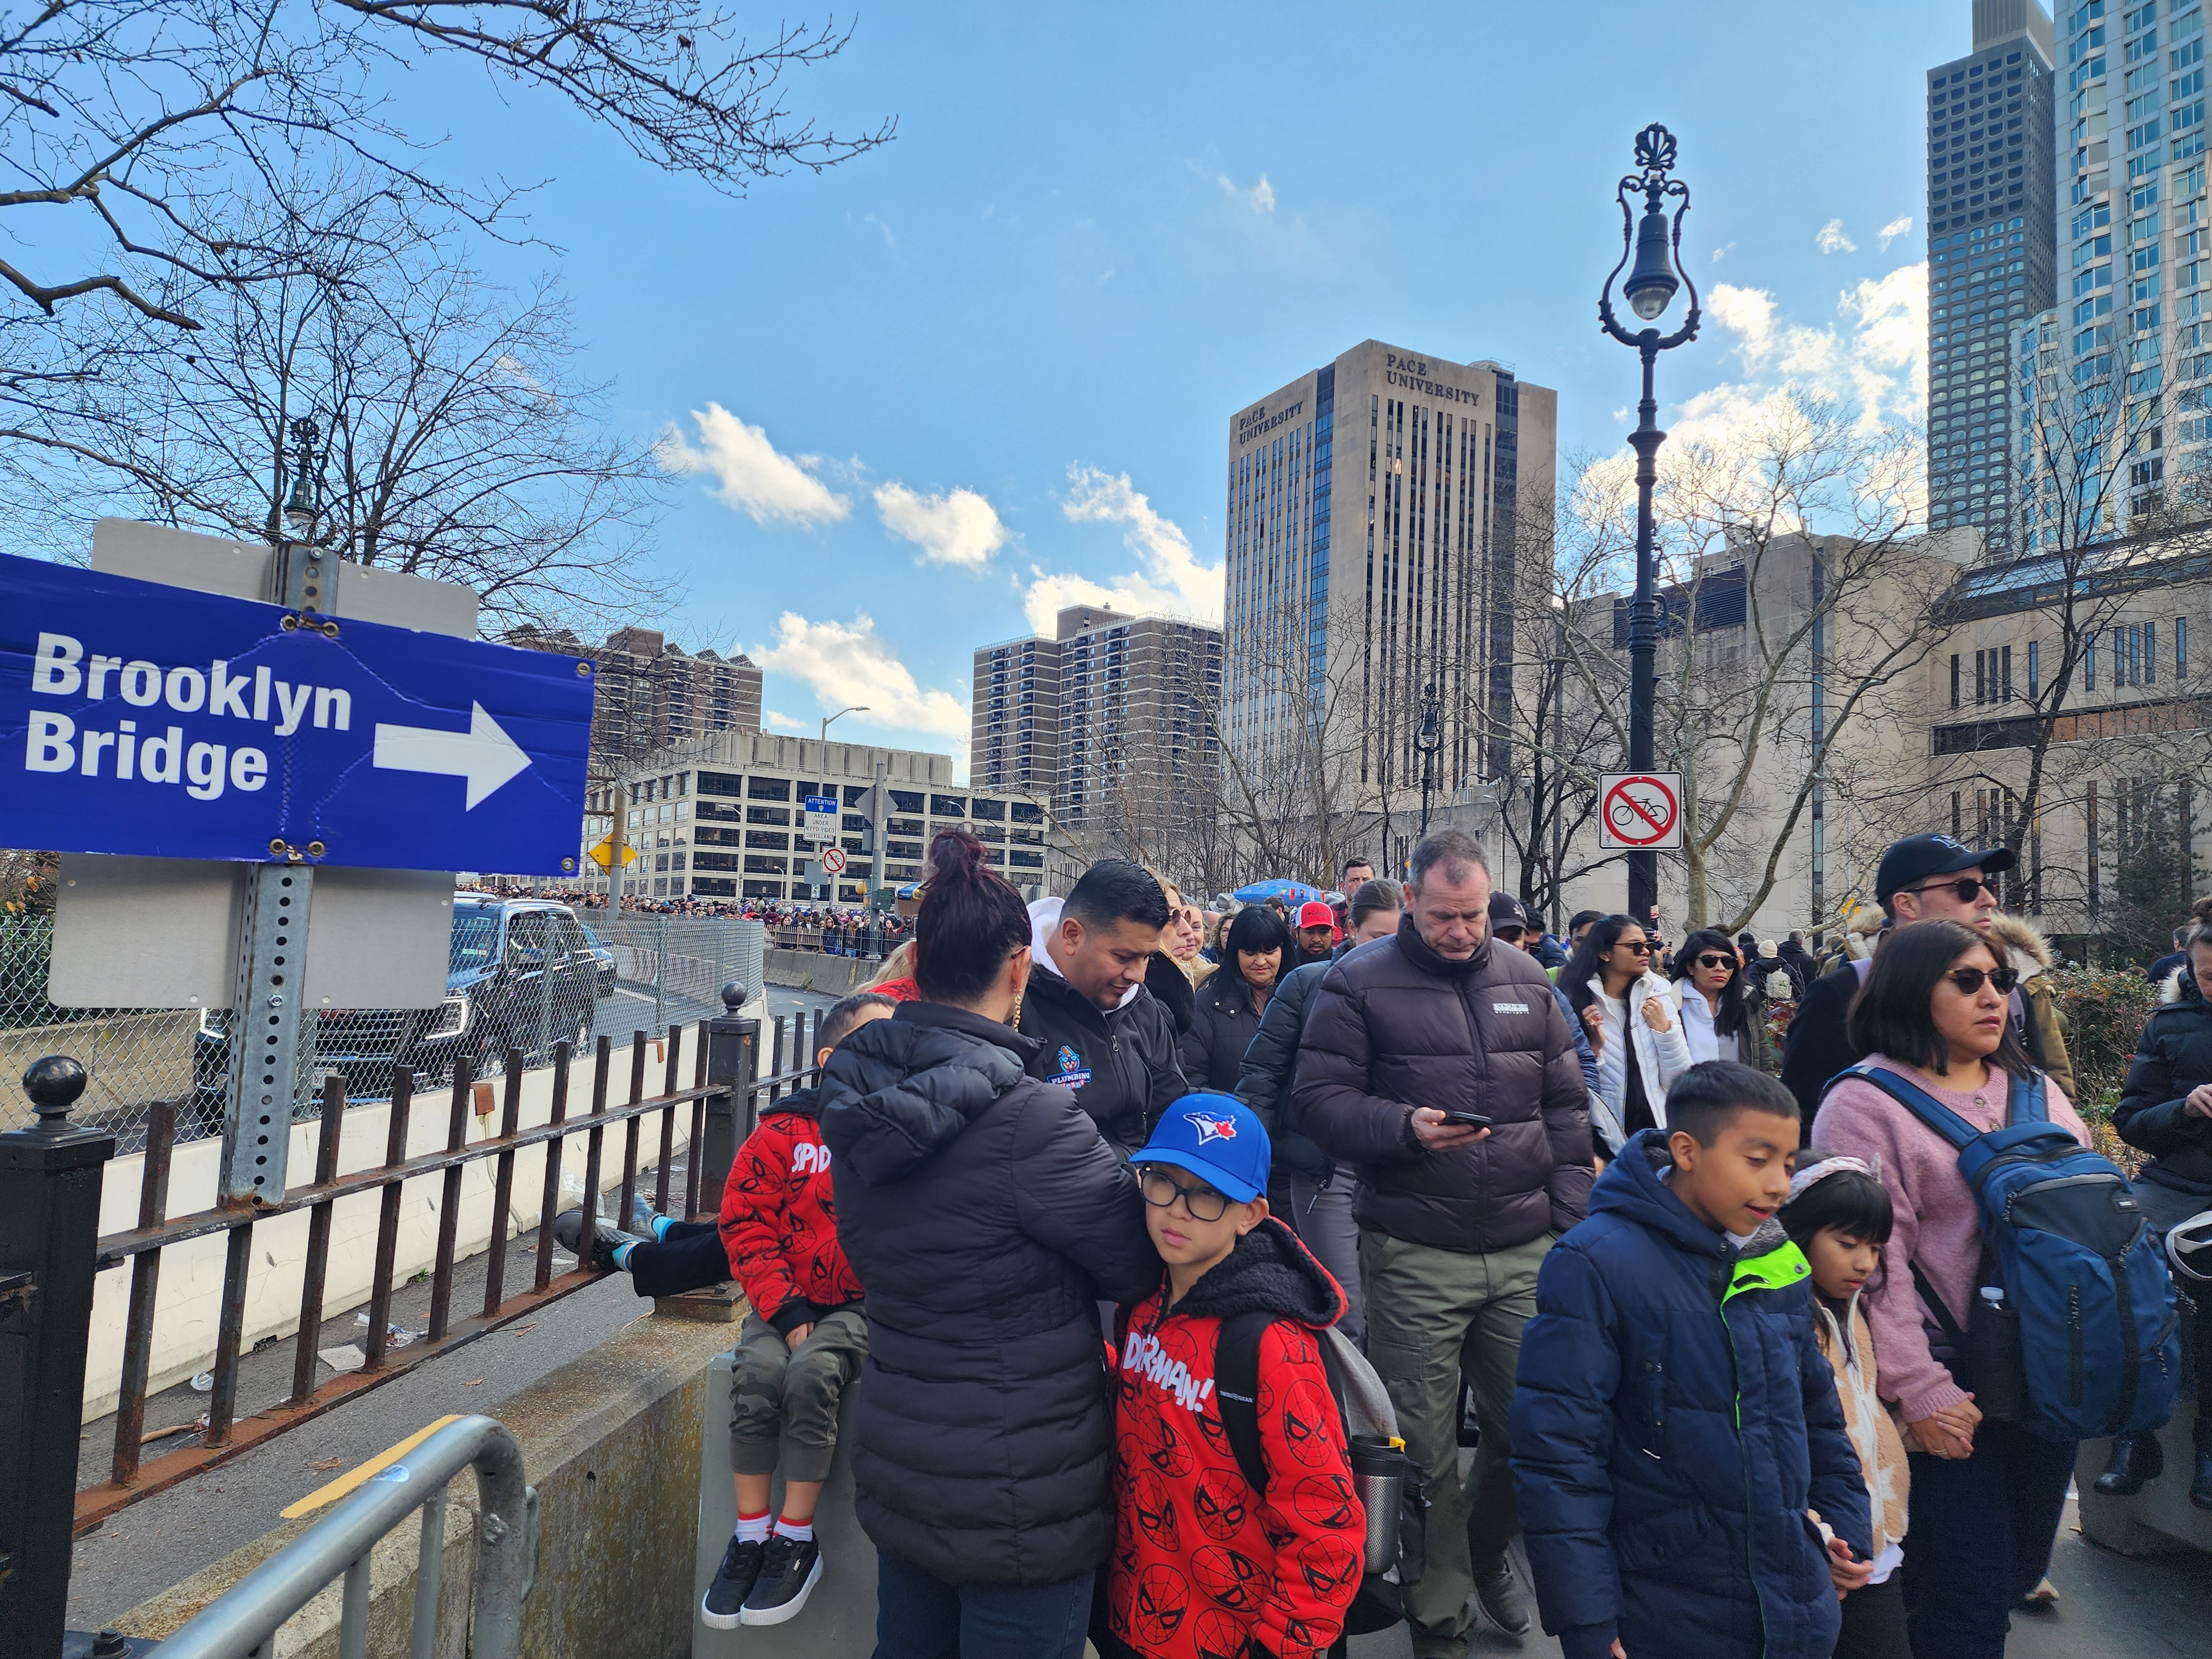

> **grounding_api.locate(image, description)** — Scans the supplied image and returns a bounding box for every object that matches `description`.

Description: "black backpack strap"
[1214,1310,1279,1496]
[1910,1259,1971,1360]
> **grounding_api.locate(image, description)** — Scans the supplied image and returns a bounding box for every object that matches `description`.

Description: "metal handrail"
[148,1415,538,1659]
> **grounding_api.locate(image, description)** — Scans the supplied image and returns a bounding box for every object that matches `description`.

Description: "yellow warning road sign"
[587,837,638,870]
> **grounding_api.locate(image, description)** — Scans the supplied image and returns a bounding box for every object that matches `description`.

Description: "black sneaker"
[701,1535,765,1630]
[1473,1556,1532,1636]
[550,1208,645,1272]
[741,1533,823,1626]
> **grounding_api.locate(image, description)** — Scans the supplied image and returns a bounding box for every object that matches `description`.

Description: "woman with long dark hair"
[1815,920,2093,1659]
[1179,904,1291,1092]
[820,830,1157,1658]
[1563,912,1691,1153]
[1666,925,1773,1072]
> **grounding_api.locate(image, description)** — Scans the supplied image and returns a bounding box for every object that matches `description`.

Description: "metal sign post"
[223,539,322,1205]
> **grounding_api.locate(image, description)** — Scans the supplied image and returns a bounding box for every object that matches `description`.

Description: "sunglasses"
[1943,965,2021,996]
[1694,952,1734,970]
[1494,924,1526,941]
[1906,876,1991,905]
[1613,938,1654,955]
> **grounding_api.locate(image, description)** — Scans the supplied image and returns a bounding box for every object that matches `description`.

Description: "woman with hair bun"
[821,828,1156,1658]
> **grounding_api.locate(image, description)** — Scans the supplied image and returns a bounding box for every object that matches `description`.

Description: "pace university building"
[1220,340,1556,836]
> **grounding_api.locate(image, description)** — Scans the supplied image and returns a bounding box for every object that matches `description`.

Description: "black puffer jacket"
[1295,915,1593,1253]
[1018,963,1187,1156]
[2116,973,2212,1196]
[821,1002,1159,1585]
[1179,965,1268,1093]
[1234,959,1333,1181]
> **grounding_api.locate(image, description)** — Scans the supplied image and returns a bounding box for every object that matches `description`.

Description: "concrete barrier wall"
[81,1039,693,1420]
[112,1310,736,1659]
[762,950,878,997]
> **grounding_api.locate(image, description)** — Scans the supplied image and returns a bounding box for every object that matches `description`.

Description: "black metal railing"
[67,993,826,1536]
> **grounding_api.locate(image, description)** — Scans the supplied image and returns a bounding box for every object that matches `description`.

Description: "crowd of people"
[544,825,2208,1659]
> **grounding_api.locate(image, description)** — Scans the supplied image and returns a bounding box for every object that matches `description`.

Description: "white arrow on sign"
[372,701,532,808]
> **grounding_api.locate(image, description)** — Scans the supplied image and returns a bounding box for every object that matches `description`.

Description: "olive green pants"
[728,1306,867,1484]
[1359,1228,1552,1656]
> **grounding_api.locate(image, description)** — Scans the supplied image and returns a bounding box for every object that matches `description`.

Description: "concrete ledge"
[763,950,878,997]
[111,1308,739,1657]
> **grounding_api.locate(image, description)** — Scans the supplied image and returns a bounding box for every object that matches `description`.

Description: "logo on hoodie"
[1185,1110,1239,1145]
[1054,1044,1092,1090]
[1123,1326,1215,1415]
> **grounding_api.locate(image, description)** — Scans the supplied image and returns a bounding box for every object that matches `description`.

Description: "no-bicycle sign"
[1599,772,1683,852]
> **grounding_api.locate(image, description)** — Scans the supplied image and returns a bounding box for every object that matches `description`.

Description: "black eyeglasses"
[1942,966,2021,997]
[1906,876,1990,905]
[1614,938,1654,955]
[1694,952,1733,970]
[1138,1166,1232,1223]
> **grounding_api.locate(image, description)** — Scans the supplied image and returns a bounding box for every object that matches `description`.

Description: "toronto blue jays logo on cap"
[1134,1092,1269,1203]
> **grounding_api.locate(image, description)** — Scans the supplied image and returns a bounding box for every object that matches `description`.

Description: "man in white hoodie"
[1017,860,1187,1157]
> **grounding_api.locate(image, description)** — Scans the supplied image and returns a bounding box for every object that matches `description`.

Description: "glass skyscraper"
[1927,0,2060,554]
[2016,0,2211,548]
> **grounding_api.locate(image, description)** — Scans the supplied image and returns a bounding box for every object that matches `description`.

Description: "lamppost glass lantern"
[283,416,322,536]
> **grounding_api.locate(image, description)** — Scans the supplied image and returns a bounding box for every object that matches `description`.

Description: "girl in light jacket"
[1562,912,1692,1154]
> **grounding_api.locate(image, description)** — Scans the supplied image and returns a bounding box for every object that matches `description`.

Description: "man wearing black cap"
[1781,832,2075,1121]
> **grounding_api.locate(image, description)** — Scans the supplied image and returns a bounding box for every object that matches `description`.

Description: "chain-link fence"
[0,904,765,1148]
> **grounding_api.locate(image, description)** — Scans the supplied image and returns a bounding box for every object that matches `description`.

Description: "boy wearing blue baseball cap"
[1101,1093,1365,1659]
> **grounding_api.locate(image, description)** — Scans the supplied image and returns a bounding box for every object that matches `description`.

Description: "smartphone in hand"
[1439,1110,1493,1129]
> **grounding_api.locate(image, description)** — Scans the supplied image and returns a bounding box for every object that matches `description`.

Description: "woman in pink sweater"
[1815,919,2090,1659]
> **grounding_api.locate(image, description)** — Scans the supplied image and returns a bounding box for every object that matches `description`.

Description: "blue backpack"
[1839,1065,2180,1442]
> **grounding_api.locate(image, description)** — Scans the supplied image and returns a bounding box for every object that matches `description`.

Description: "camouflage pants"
[729,1306,867,1484]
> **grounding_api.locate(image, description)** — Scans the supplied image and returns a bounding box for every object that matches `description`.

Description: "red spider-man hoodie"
[1108,1217,1364,1659]
[717,1086,864,1334]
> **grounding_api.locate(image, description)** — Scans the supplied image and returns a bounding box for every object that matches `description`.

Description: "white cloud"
[1021,466,1224,632]
[1877,215,1913,249]
[1712,241,1737,264]
[1815,218,1858,254]
[1216,171,1276,212]
[1698,264,1926,434]
[656,404,849,526]
[752,613,971,757]
[873,482,1011,570]
[763,709,808,732]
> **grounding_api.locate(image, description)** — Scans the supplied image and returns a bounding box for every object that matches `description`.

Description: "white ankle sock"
[735,1511,770,1545]
[774,1515,815,1543]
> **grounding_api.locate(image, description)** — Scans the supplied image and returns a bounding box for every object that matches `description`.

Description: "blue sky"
[420,0,1965,776]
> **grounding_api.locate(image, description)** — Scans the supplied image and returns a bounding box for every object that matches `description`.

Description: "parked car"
[192,897,613,1122]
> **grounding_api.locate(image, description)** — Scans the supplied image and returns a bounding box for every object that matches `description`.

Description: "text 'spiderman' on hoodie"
[717,1083,864,1335]
[1107,1217,1364,1659]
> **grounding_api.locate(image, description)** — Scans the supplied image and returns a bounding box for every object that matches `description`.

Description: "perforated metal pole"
[220,538,329,1206]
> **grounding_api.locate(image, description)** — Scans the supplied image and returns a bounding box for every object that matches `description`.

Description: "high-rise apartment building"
[2015,0,2212,547]
[972,604,1223,874]
[1222,340,1556,812]
[509,623,764,776]
[1926,0,2059,554]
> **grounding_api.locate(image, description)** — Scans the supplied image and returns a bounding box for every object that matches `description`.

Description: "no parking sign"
[1599,772,1683,852]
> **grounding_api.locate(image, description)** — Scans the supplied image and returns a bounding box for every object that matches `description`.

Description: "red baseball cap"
[1296,900,1337,930]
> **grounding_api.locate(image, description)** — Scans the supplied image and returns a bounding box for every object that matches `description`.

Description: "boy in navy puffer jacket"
[1510,1062,1872,1659]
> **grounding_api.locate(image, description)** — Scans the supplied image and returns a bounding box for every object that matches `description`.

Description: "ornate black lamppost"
[1599,123,1701,927]
[1415,681,1443,838]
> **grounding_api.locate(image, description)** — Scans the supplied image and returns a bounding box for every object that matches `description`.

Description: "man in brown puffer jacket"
[1296,830,1592,1657]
